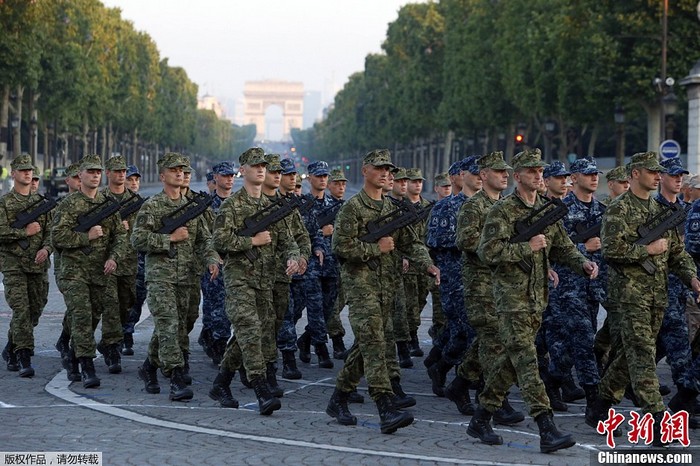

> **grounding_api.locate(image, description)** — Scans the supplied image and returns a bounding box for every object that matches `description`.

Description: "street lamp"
[544,120,556,162]
[663,91,678,139]
[614,104,626,167]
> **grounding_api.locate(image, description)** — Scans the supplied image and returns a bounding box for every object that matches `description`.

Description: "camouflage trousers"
[599,303,665,414]
[303,275,338,345]
[335,288,401,401]
[270,280,290,362]
[327,274,346,339]
[184,282,200,351]
[3,271,48,352]
[277,279,305,352]
[478,310,551,418]
[221,285,274,378]
[456,296,496,383]
[657,292,700,392]
[200,266,231,342]
[404,273,431,335]
[63,277,120,358]
[124,253,147,334]
[113,274,136,328]
[146,281,191,373]
[430,282,445,344]
[392,274,410,343]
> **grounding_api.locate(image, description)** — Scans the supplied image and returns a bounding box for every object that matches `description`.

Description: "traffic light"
[515,133,525,144]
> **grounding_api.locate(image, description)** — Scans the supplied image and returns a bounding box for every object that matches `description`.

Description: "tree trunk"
[12,85,24,157]
[587,125,599,157]
[82,115,89,157]
[1,85,9,159]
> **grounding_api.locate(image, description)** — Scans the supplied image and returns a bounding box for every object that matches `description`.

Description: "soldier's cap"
[477,151,511,171]
[206,171,214,182]
[406,168,425,180]
[295,173,303,186]
[280,158,297,175]
[239,147,267,166]
[512,148,547,171]
[461,155,481,175]
[126,165,141,178]
[543,161,570,178]
[393,167,409,180]
[80,154,104,171]
[330,168,347,181]
[307,160,330,176]
[264,154,283,172]
[569,157,602,175]
[32,166,40,179]
[605,165,628,182]
[629,151,666,173]
[105,155,127,171]
[65,163,81,177]
[690,174,700,189]
[213,161,236,176]
[363,149,396,169]
[11,154,34,171]
[434,172,451,187]
[157,152,187,169]
[660,157,689,176]
[448,161,462,176]
[682,172,695,187]
[181,155,193,173]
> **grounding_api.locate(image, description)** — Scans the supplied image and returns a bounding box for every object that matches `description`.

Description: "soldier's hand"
[34,248,49,264]
[378,236,394,253]
[104,259,117,275]
[583,260,599,279]
[170,226,188,243]
[426,265,440,286]
[528,234,547,252]
[208,263,219,281]
[548,269,559,287]
[298,257,308,274]
[402,258,409,273]
[691,278,700,300]
[285,258,300,276]
[25,221,41,237]
[315,249,324,266]
[646,238,668,256]
[584,237,601,252]
[122,220,130,231]
[88,225,104,240]
[321,224,334,237]
[251,231,272,246]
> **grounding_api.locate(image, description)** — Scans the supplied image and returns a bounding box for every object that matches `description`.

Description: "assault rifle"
[156,191,212,258]
[508,198,569,272]
[119,192,148,220]
[73,197,121,255]
[569,205,607,244]
[634,202,688,274]
[10,195,58,250]
[316,200,344,228]
[237,194,304,262]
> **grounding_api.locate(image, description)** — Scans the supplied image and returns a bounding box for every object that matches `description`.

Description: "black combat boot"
[281,350,302,379]
[467,406,503,445]
[79,357,100,388]
[396,341,413,369]
[585,395,613,429]
[55,331,70,360]
[169,366,193,401]
[544,375,568,412]
[315,343,334,369]
[375,393,414,434]
[326,389,358,425]
[444,374,474,415]
[348,389,365,404]
[296,331,311,363]
[66,349,81,382]
[652,411,671,447]
[390,378,416,409]
[122,333,134,356]
[494,397,525,425]
[561,374,585,402]
[182,352,192,385]
[659,384,671,396]
[17,348,34,378]
[266,362,284,398]
[106,344,122,374]
[536,412,576,453]
[427,358,452,397]
[138,357,160,394]
[211,338,227,366]
[2,340,18,372]
[423,346,441,369]
[669,386,700,429]
[409,331,423,357]
[209,370,239,408]
[583,384,599,422]
[198,328,215,361]
[239,366,252,388]
[331,335,348,360]
[96,341,110,368]
[252,374,281,415]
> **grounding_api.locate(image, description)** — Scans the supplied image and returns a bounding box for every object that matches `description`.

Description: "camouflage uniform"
[599,152,697,414]
[124,252,146,335]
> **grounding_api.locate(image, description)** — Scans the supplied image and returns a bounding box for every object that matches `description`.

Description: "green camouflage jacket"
[457,190,497,297]
[265,192,311,284]
[102,187,139,276]
[0,190,53,273]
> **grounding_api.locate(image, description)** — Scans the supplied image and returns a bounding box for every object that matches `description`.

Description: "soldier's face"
[80,169,102,189]
[126,175,140,193]
[544,175,567,197]
[264,170,282,189]
[392,178,408,196]
[364,164,391,190]
[182,172,191,187]
[309,174,328,191]
[634,168,661,191]
[516,167,545,193]
[483,169,509,192]
[107,169,126,186]
[407,179,423,196]
[463,172,483,193]
[30,178,39,193]
[12,169,32,186]
[294,185,302,195]
[608,180,629,197]
[329,180,346,199]
[661,173,683,195]
[161,166,184,188]
[215,173,234,191]
[450,172,463,189]
[280,173,297,192]
[66,175,81,192]
[434,184,452,199]
[383,171,395,192]
[573,172,598,194]
[242,163,266,185]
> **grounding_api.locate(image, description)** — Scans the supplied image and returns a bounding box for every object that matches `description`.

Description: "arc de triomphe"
[243,80,304,141]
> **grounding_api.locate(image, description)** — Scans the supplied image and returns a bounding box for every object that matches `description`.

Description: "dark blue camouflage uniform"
[684,198,700,390]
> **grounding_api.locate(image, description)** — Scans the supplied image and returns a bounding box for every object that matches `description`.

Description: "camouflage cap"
[363,149,396,169]
[543,161,570,178]
[477,151,511,171]
[307,160,330,176]
[330,168,347,181]
[32,166,40,179]
[295,173,303,186]
[511,148,547,171]
[213,161,236,176]
[65,163,81,177]
[682,172,695,187]
[181,155,192,173]
[660,157,689,176]
[11,154,33,171]
[605,165,628,182]
[406,168,425,180]
[461,156,481,175]
[629,151,666,172]
[126,164,141,178]
[105,155,127,171]
[393,167,409,180]
[448,161,462,176]
[239,147,267,166]
[157,152,187,169]
[569,157,602,175]
[434,172,451,187]
[80,154,103,171]
[264,154,283,172]
[690,174,700,189]
[280,158,297,175]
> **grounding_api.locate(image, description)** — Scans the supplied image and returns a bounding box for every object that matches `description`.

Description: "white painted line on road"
[0,401,16,408]
[44,373,539,466]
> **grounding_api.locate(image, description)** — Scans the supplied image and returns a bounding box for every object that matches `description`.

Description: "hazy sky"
[102,0,417,112]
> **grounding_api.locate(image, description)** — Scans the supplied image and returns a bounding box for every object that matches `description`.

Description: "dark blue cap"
[213,161,236,175]
[125,165,141,178]
[206,171,214,182]
[569,157,602,175]
[543,160,570,178]
[280,158,297,175]
[660,157,689,176]
[461,156,480,175]
[448,161,462,175]
[308,160,330,176]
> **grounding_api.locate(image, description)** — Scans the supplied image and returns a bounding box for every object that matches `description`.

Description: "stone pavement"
[0,268,697,466]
